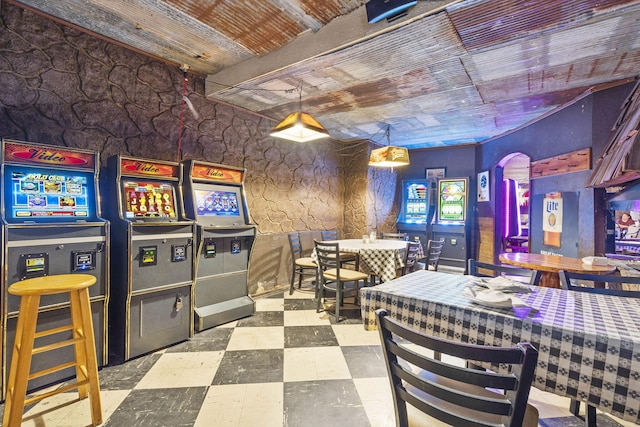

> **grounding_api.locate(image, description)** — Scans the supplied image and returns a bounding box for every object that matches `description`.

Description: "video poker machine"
[396,180,436,252]
[431,177,470,273]
[182,160,255,331]
[102,155,194,363]
[0,139,109,398]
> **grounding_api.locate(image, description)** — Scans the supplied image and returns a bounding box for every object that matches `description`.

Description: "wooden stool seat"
[3,274,102,427]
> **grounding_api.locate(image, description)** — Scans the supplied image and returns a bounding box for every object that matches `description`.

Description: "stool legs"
[3,294,41,427]
[2,288,102,427]
[71,287,103,424]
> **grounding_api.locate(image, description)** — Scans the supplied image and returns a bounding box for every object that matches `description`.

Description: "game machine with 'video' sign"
[396,179,436,253]
[431,178,469,273]
[0,139,109,398]
[102,155,195,363]
[182,160,255,332]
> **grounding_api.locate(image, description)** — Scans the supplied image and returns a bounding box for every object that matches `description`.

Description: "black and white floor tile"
[1,284,635,426]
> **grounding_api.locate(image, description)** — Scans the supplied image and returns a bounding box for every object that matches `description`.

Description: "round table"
[498,252,617,288]
[318,239,409,283]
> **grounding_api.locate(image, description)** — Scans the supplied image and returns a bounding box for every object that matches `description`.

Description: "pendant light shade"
[368,126,410,167]
[270,111,330,143]
[270,81,330,143]
[368,145,410,167]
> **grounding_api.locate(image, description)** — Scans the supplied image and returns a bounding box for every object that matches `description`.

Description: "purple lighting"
[503,179,522,238]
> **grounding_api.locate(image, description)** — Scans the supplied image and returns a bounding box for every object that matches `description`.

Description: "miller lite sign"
[542,192,562,247]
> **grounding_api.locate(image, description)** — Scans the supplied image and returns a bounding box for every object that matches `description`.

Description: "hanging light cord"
[176,68,188,162]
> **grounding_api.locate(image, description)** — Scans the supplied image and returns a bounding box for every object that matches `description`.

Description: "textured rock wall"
[0,4,395,295]
[341,141,399,239]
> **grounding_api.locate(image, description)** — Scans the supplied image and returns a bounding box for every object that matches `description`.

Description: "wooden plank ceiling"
[8,0,640,149]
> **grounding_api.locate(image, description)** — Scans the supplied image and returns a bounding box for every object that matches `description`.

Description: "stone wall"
[0,3,395,295]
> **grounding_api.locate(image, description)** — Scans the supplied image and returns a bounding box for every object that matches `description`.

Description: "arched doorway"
[496,153,531,257]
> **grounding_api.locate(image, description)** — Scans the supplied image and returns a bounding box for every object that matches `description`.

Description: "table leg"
[539,271,561,288]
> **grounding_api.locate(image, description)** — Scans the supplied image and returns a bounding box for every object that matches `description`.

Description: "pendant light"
[270,82,330,143]
[368,126,410,167]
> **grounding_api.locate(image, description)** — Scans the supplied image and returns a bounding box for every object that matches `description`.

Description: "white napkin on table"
[484,276,532,293]
[462,287,512,307]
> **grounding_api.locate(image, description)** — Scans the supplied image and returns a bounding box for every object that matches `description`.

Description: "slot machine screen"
[3,165,97,223]
[191,184,245,226]
[122,180,178,219]
[403,181,429,224]
[437,178,468,223]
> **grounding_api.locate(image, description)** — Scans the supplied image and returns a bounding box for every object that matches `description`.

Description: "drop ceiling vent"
[366,0,418,24]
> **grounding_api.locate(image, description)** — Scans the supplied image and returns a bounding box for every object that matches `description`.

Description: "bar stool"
[3,274,102,427]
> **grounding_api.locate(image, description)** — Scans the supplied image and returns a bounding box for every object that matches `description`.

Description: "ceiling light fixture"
[270,82,330,143]
[368,126,410,168]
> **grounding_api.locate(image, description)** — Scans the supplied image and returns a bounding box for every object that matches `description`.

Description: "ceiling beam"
[205,1,455,97]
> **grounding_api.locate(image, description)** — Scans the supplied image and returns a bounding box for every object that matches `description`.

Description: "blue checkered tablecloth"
[360,270,640,425]
[313,239,409,283]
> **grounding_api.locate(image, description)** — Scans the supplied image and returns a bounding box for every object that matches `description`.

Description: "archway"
[496,153,531,258]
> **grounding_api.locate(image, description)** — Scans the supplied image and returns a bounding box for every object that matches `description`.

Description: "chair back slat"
[288,232,303,260]
[558,270,640,297]
[468,259,540,286]
[382,232,408,240]
[314,240,341,275]
[376,309,538,427]
[425,238,445,271]
[320,229,339,241]
[402,242,422,275]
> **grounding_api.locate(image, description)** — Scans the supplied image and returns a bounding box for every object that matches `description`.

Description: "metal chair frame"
[376,309,539,427]
[468,259,540,286]
[423,238,445,271]
[314,240,368,321]
[320,229,358,269]
[287,232,317,295]
[381,232,408,241]
[401,241,422,276]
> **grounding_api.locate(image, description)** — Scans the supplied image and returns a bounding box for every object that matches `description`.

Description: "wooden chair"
[314,240,369,322]
[320,229,358,269]
[558,270,640,427]
[288,232,317,295]
[418,238,445,271]
[468,259,540,286]
[375,309,539,427]
[401,241,422,276]
[3,274,102,427]
[381,232,408,240]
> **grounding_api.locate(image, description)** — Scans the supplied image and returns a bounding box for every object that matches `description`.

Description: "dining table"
[499,252,618,288]
[360,270,640,425]
[313,238,411,283]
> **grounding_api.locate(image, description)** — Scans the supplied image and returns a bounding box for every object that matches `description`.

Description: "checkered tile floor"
[1,283,635,426]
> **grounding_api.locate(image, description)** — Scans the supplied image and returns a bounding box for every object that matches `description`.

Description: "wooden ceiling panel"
[9,0,640,148]
[448,0,636,51]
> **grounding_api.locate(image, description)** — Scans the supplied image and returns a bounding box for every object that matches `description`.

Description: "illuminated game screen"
[122,180,177,219]
[438,179,467,223]
[195,189,240,217]
[3,165,96,223]
[404,182,428,223]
